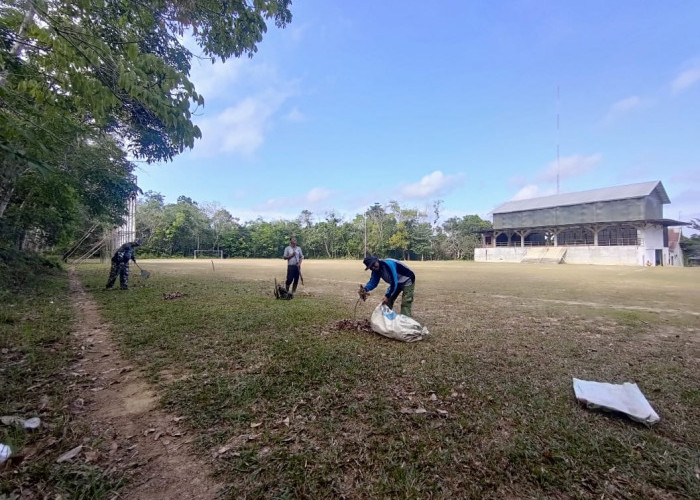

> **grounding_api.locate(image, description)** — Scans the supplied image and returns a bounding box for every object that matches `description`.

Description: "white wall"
[475,247,527,263]
[476,246,645,266]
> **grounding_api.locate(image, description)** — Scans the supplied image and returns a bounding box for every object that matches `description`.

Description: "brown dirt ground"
[68,271,223,499]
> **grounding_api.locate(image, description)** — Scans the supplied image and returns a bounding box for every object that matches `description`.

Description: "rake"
[134,262,150,279]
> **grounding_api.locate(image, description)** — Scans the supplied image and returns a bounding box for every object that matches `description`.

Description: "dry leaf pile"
[334,319,373,333]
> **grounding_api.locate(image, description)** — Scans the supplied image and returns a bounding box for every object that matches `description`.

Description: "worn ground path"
[68,270,223,499]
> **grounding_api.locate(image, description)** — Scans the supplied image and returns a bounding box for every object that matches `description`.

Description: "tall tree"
[0,0,292,248]
[442,215,492,260]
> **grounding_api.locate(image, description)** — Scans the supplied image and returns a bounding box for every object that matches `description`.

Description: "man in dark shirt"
[106,239,141,290]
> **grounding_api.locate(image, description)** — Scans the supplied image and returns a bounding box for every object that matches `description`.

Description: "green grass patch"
[0,254,121,499]
[66,260,700,498]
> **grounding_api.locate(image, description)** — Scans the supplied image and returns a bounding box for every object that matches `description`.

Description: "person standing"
[283,236,304,296]
[361,255,416,317]
[106,239,141,290]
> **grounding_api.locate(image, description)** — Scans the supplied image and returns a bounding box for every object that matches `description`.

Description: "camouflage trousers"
[386,284,415,317]
[106,260,130,289]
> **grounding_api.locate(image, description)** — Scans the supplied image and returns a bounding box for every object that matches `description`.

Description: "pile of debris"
[335,319,373,333]
[163,292,187,300]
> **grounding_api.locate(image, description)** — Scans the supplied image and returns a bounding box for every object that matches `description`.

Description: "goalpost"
[194,249,224,259]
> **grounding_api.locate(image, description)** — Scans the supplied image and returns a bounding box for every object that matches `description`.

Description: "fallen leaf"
[56,445,83,463]
[0,416,23,426]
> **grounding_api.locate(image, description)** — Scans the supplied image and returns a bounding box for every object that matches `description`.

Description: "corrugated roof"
[493,181,670,214]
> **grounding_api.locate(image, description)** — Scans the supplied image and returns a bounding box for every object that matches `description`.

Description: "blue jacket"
[364,259,415,303]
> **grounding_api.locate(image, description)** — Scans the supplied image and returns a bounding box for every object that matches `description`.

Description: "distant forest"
[136,192,493,260]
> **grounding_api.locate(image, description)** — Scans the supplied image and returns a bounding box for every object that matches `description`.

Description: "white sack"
[573,378,660,425]
[370,304,429,343]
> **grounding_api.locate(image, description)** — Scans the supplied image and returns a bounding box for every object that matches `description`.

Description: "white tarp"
[370,304,429,342]
[573,378,660,425]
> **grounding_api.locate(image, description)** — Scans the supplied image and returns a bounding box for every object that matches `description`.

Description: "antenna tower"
[556,85,560,195]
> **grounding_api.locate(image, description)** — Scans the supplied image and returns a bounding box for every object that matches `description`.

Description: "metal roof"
[478,218,690,233]
[493,181,670,214]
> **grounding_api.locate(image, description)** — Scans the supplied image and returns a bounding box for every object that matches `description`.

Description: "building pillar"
[516,230,529,248]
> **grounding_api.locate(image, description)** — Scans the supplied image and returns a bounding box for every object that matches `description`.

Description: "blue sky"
[137,0,700,231]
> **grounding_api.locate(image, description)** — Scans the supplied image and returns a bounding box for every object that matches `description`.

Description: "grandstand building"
[475,181,688,266]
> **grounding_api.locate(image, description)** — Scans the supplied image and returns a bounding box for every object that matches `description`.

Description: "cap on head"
[363,255,379,270]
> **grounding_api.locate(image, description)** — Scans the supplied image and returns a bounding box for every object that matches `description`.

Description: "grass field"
[71,260,700,498]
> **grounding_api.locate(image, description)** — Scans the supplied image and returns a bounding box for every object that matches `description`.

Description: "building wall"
[475,247,527,263]
[563,247,643,266]
[639,225,665,266]
[476,246,650,266]
[643,195,664,219]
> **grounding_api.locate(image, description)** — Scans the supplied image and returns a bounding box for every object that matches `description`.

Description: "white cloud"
[305,187,333,203]
[194,98,271,156]
[284,107,306,123]
[254,187,335,212]
[611,96,642,113]
[539,153,602,183]
[511,184,541,201]
[190,57,248,100]
[396,171,465,199]
[289,23,310,43]
[193,83,296,157]
[604,96,643,122]
[671,67,700,94]
[182,38,300,158]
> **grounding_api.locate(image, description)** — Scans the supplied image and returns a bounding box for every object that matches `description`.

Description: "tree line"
[136,192,493,261]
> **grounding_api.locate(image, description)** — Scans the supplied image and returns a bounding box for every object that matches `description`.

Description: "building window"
[558,227,594,246]
[524,232,547,246]
[598,225,639,246]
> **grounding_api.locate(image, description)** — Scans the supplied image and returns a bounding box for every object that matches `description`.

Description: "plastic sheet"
[573,378,660,425]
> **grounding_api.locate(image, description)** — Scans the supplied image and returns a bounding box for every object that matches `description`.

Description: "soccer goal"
[194,249,224,259]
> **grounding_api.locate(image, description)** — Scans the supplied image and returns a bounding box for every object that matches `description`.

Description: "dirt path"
[68,271,223,499]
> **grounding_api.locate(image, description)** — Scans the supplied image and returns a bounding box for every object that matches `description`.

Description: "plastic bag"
[572,378,660,425]
[370,304,429,342]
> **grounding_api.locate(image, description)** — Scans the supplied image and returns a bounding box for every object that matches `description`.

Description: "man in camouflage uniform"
[106,239,141,290]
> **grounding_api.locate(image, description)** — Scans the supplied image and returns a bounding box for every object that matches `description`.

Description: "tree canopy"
[0,0,292,250]
[132,195,492,260]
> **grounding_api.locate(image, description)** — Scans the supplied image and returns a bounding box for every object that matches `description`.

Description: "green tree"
[316,211,343,258]
[680,220,700,265]
[411,222,434,260]
[136,191,166,248]
[1,0,292,250]
[442,215,492,260]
